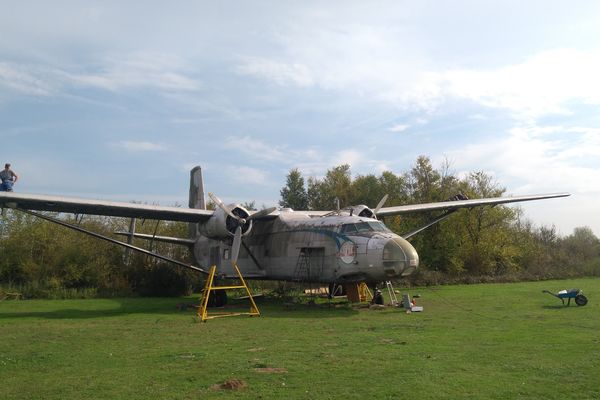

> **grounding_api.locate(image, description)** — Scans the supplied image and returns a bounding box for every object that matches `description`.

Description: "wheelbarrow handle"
[542,290,560,299]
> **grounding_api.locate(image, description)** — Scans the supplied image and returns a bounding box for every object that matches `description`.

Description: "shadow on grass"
[257,304,359,318]
[0,298,188,320]
[540,303,590,310]
[0,297,359,320]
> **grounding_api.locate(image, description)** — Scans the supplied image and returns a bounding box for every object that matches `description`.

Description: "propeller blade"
[208,192,238,220]
[373,194,389,215]
[231,225,242,266]
[248,206,277,220]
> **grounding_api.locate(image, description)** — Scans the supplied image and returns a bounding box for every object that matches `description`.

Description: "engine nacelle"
[349,205,376,219]
[198,205,252,239]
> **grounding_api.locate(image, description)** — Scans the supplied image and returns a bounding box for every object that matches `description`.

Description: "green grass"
[1,278,599,399]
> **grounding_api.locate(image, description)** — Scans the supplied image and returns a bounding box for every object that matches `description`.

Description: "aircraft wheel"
[575,294,588,306]
[208,290,228,307]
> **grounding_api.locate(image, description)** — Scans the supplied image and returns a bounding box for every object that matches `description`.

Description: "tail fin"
[189,166,205,210]
[188,166,205,238]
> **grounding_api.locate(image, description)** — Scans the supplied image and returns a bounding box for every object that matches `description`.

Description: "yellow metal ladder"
[198,264,260,322]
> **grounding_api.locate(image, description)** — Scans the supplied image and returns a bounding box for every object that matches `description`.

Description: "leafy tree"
[378,171,408,205]
[242,201,257,211]
[307,164,352,210]
[562,227,600,261]
[406,155,443,202]
[279,169,308,210]
[0,210,197,297]
[452,172,519,275]
[351,174,385,207]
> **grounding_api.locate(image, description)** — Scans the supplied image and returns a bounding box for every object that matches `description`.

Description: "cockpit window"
[368,221,392,233]
[355,222,371,232]
[340,221,392,234]
[340,223,358,234]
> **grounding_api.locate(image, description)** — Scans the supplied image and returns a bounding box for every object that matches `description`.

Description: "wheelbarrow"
[542,288,588,306]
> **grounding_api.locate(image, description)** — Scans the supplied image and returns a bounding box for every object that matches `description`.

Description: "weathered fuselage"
[192,209,419,284]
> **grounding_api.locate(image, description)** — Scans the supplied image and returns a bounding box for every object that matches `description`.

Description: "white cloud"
[0,53,201,98]
[294,149,389,179]
[446,123,600,195]
[444,48,600,119]
[229,166,269,185]
[0,62,56,96]
[557,126,600,160]
[236,58,314,87]
[468,114,487,120]
[237,45,600,121]
[222,136,381,180]
[234,22,444,111]
[114,141,167,152]
[332,149,363,167]
[224,136,288,162]
[389,124,409,133]
[69,52,201,92]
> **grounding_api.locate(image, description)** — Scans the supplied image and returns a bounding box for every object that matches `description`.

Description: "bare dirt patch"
[210,379,248,391]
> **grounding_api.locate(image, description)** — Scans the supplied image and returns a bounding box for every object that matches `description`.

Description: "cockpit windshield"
[340,221,392,234]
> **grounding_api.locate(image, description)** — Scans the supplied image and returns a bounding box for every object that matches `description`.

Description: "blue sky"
[1,1,599,235]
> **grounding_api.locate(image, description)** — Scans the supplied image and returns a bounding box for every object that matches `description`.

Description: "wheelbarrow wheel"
[575,294,588,306]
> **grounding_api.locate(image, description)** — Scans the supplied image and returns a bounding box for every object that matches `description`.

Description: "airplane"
[0,166,569,305]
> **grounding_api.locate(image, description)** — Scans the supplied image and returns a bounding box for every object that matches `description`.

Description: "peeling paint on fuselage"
[193,210,419,284]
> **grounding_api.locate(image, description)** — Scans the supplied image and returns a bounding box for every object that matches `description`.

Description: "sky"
[1,1,599,236]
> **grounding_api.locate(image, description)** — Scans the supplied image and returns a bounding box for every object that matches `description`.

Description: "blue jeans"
[0,181,13,191]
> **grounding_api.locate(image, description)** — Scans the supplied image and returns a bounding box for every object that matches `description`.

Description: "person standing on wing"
[0,163,18,192]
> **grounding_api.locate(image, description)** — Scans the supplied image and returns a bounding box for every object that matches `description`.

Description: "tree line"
[280,156,600,284]
[1,155,599,298]
[0,211,197,298]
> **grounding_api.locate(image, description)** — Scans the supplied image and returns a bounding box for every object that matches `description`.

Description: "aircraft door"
[295,247,324,282]
[308,248,325,281]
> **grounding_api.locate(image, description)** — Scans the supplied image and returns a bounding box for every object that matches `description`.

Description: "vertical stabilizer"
[189,166,205,239]
[189,166,205,209]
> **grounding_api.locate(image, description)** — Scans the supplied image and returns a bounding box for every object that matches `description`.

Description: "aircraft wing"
[0,192,214,222]
[376,193,570,218]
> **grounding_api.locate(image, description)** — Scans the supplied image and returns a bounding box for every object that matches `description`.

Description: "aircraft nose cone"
[382,237,419,276]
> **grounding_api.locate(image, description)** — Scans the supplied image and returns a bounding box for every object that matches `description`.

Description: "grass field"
[1,278,599,400]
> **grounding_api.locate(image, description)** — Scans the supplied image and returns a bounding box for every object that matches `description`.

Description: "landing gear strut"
[328,283,344,298]
[208,290,228,307]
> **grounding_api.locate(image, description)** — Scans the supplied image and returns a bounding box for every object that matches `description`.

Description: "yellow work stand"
[358,282,373,302]
[198,264,260,322]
